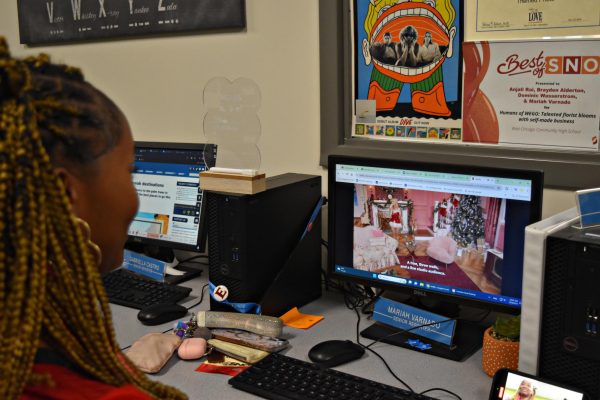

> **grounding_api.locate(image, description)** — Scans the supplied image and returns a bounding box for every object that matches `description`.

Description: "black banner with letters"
[17,0,246,45]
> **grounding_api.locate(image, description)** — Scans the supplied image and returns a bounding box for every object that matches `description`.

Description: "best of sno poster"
[352,0,463,142]
[463,40,600,151]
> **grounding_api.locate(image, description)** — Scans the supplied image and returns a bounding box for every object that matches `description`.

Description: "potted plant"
[482,314,520,377]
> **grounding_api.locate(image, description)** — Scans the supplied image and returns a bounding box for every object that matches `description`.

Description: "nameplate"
[122,250,166,282]
[372,297,456,346]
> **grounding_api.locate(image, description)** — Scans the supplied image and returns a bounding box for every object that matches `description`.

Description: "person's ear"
[54,167,80,206]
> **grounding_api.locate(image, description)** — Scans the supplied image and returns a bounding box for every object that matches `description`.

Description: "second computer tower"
[206,173,322,317]
[537,226,600,399]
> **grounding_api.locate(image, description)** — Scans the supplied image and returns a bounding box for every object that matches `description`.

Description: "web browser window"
[333,161,537,308]
[129,145,217,248]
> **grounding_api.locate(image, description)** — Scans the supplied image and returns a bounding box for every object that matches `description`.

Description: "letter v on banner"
[46,2,54,23]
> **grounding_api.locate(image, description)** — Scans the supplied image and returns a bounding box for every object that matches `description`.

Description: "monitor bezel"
[127,141,216,253]
[327,154,544,314]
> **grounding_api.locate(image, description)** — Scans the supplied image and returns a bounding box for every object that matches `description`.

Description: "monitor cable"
[350,304,463,400]
[320,239,329,291]
[317,280,460,398]
[337,283,464,399]
[360,287,384,315]
[356,305,491,399]
[177,254,209,265]
[333,282,415,393]
[317,244,478,398]
[350,305,416,394]
[183,283,209,311]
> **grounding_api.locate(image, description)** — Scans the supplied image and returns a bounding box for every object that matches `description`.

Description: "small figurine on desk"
[173,314,199,339]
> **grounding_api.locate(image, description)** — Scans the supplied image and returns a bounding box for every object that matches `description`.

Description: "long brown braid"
[0,38,187,399]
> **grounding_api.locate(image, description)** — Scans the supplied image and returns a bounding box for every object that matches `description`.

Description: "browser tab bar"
[336,164,532,201]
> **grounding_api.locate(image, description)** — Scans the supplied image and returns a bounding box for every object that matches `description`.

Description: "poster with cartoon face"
[352,0,463,142]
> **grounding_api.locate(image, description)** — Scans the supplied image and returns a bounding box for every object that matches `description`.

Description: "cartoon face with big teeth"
[362,0,457,116]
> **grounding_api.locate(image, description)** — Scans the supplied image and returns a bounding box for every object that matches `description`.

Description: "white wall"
[1,0,324,179]
[0,0,575,219]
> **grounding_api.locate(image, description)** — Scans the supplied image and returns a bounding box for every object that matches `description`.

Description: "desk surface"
[112,275,493,400]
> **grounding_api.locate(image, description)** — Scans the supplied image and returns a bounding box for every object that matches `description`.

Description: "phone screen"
[495,371,585,400]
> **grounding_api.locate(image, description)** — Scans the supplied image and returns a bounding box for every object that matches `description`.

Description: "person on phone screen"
[504,379,536,400]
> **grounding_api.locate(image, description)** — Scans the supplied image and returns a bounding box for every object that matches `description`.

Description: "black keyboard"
[102,269,192,309]
[229,352,438,400]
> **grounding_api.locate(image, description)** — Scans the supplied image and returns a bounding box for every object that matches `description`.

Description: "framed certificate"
[462,40,600,151]
[466,0,600,41]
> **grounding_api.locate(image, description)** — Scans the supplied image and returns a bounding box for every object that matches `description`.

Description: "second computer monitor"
[128,142,217,255]
[328,155,544,314]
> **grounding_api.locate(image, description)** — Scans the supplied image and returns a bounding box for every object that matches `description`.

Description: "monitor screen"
[328,155,543,313]
[128,142,217,253]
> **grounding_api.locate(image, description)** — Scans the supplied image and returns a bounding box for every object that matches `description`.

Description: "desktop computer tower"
[206,173,322,317]
[536,225,600,399]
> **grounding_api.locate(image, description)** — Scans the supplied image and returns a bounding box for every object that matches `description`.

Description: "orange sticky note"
[280,307,324,329]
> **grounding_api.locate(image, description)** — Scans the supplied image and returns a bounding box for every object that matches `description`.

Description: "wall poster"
[352,0,463,143]
[17,0,246,45]
[463,40,600,151]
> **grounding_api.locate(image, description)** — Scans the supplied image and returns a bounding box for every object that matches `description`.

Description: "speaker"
[206,173,322,317]
[537,226,600,399]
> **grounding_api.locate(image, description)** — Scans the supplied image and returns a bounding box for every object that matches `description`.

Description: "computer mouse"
[308,339,365,368]
[137,303,188,326]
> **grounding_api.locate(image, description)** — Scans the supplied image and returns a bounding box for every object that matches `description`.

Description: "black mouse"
[308,340,365,368]
[137,303,188,326]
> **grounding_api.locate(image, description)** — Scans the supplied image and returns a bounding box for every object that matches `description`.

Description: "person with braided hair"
[0,39,188,399]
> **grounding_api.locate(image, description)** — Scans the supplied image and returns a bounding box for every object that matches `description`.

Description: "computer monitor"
[328,154,543,360]
[127,142,217,262]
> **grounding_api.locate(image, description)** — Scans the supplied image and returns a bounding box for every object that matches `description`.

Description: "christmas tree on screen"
[451,195,484,247]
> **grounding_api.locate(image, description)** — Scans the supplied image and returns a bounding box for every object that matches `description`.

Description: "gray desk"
[112,275,493,400]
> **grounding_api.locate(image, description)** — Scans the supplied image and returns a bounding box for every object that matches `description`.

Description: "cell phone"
[211,328,289,352]
[489,368,590,400]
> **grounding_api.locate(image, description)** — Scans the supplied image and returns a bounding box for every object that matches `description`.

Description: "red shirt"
[21,364,154,400]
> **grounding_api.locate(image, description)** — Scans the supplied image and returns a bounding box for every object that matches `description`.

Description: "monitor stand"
[124,243,203,285]
[360,297,486,362]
